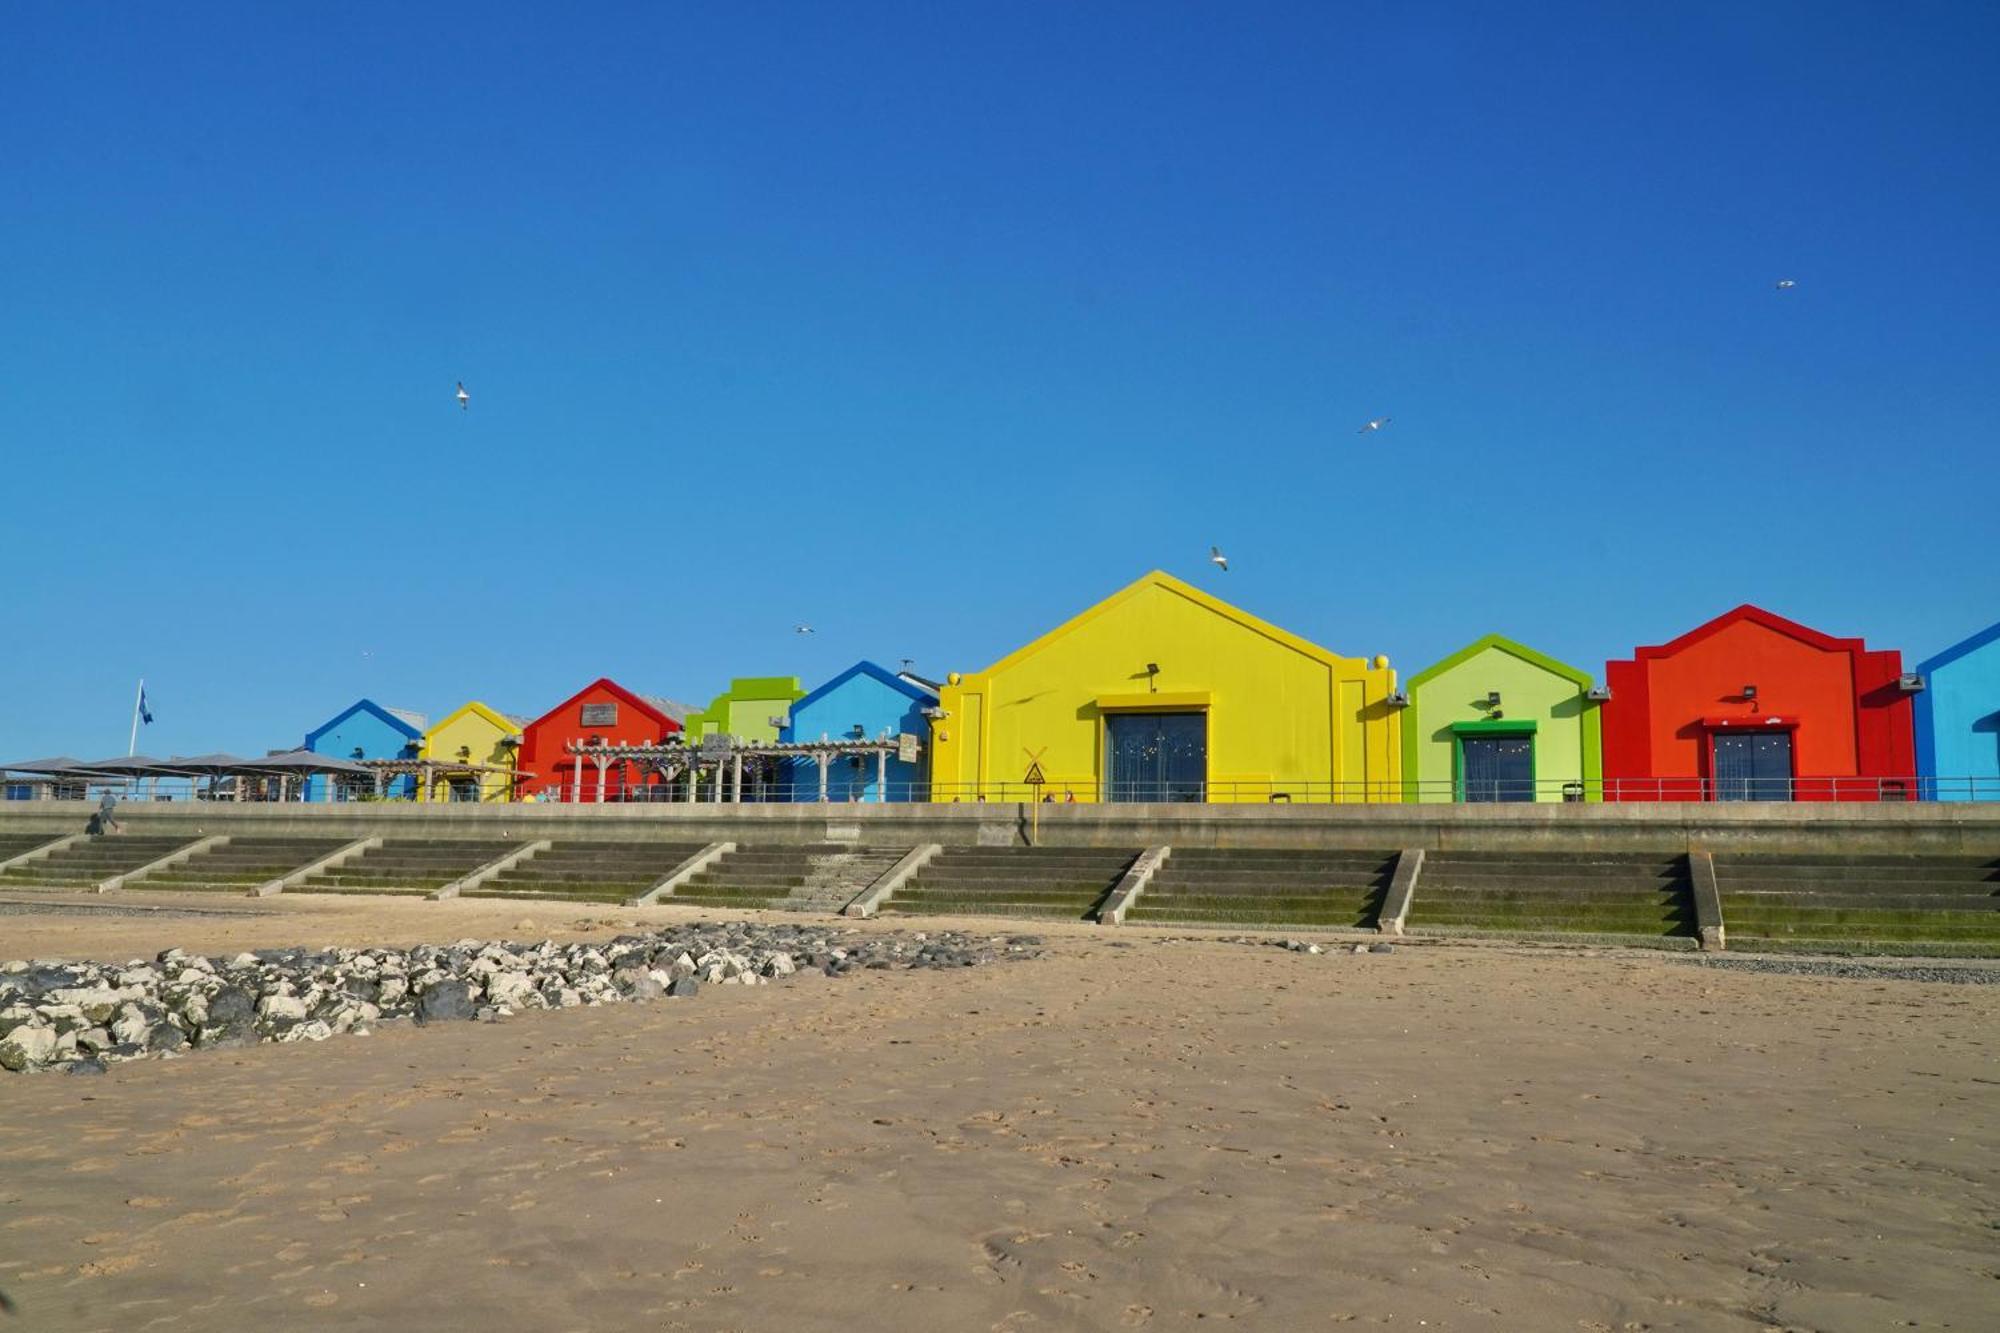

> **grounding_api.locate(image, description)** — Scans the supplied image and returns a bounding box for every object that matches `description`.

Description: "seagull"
[1358,416,1391,435]
[455,381,470,410]
[1209,545,1229,573]
[793,624,814,635]
[1774,279,1796,291]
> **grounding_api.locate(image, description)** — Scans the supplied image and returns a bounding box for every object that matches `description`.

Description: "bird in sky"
[1775,279,1797,291]
[794,624,814,635]
[1358,416,1391,435]
[455,381,470,409]
[1209,545,1229,573]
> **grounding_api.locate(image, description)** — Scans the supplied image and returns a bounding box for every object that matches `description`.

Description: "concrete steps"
[1410,852,1696,939]
[0,833,63,863]
[673,845,910,912]
[462,840,712,904]
[1715,854,2000,945]
[128,837,353,892]
[1130,848,1395,928]
[290,839,518,897]
[886,848,1140,921]
[0,835,199,889]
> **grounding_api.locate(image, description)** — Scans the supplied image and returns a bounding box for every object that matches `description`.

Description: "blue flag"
[139,687,153,725]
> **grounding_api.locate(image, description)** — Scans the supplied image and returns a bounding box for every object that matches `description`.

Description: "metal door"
[1461,735,1535,802]
[1106,712,1207,802]
[1713,731,1793,801]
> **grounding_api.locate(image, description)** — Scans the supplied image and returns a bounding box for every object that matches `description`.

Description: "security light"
[1485,691,1502,709]
[1896,673,1925,693]
[1386,690,1410,709]
[768,715,788,730]
[1741,684,1758,700]
[920,706,949,721]
[1585,686,1612,703]
[1146,663,1160,675]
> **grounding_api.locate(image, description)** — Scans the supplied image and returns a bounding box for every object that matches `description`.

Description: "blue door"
[1106,712,1206,802]
[1461,735,1534,802]
[1713,732,1793,801]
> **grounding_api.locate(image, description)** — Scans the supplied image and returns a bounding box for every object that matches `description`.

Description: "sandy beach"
[1,895,1994,1331]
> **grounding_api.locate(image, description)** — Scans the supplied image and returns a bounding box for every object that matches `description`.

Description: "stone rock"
[0,1023,57,1071]
[1369,942,1394,954]
[765,953,796,978]
[611,966,664,1000]
[667,977,700,999]
[414,979,474,1025]
[257,995,308,1023]
[64,1056,108,1075]
[486,972,536,1008]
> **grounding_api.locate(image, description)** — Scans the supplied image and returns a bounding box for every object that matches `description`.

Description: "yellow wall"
[419,701,521,802]
[928,571,1401,802]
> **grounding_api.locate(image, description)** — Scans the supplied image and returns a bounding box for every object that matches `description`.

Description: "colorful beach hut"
[515,679,686,802]
[301,699,425,800]
[683,677,806,745]
[418,701,525,802]
[1600,605,1918,801]
[927,570,1401,802]
[1913,618,2000,801]
[781,661,935,801]
[1399,635,1603,802]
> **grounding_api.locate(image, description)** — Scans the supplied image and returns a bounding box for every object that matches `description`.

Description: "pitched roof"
[1915,617,2000,675]
[304,698,427,748]
[971,569,1370,677]
[523,678,681,732]
[1618,604,1867,661]
[1407,634,1594,691]
[793,661,938,716]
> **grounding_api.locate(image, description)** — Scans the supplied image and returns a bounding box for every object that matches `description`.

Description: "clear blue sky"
[3,2,1995,759]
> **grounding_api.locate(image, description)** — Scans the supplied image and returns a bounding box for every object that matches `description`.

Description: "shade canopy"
[0,756,102,775]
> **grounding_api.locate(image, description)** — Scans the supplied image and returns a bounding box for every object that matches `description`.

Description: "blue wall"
[1915,621,2000,801]
[303,700,423,800]
[780,662,932,801]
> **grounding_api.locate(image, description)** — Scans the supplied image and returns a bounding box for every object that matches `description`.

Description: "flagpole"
[128,678,144,757]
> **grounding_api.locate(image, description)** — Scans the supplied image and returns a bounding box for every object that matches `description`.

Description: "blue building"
[1914,620,2000,802]
[780,662,935,801]
[302,699,426,800]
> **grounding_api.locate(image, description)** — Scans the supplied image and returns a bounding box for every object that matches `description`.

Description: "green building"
[682,676,807,744]
[1399,636,1603,802]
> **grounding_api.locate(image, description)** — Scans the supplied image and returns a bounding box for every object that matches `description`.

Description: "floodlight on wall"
[1741,684,1758,701]
[1386,690,1410,709]
[1896,673,1926,693]
[920,706,949,721]
[1485,691,1502,709]
[1585,686,1612,703]
[768,715,788,730]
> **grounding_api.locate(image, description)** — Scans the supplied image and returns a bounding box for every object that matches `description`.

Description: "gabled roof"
[1407,634,1594,692]
[304,698,427,749]
[972,570,1368,677]
[424,700,523,741]
[793,661,938,716]
[1620,604,1869,662]
[523,677,680,733]
[640,695,696,722]
[1915,617,2000,675]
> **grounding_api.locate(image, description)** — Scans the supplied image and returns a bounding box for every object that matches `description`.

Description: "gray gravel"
[0,923,1042,1074]
[1679,956,2000,985]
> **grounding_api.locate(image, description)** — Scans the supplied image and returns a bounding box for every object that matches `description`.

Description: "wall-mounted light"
[1386,690,1410,709]
[920,706,949,721]
[1485,691,1502,710]
[1586,686,1612,703]
[1896,673,1925,693]
[1741,684,1758,701]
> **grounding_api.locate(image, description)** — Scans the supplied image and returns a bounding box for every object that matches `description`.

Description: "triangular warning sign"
[1022,760,1047,786]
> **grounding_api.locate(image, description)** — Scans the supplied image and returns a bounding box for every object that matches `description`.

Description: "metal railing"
[10,774,2000,805]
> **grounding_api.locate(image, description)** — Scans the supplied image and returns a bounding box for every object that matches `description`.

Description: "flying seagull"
[1209,545,1229,573]
[1358,416,1391,435]
[793,624,814,635]
[455,381,470,410]
[1774,279,1796,291]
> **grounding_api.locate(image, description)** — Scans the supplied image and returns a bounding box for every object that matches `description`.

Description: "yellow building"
[928,571,1401,802]
[419,701,525,802]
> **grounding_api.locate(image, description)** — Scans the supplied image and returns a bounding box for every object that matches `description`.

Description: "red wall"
[517,679,680,801]
[1602,607,1916,801]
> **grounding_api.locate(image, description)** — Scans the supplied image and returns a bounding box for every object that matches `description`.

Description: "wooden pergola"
[358,758,532,802]
[562,734,919,803]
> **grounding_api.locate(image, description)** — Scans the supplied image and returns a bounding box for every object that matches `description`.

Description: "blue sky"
[3,2,1995,759]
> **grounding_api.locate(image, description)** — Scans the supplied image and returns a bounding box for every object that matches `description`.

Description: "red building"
[1601,606,1917,802]
[516,678,684,802]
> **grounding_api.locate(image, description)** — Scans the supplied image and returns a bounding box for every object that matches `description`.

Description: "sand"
[0,893,1994,1331]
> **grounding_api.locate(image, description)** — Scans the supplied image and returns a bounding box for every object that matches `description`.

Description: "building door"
[1713,732,1793,801]
[1460,735,1534,803]
[1106,712,1207,802]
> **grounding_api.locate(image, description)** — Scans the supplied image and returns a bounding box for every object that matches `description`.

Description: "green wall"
[685,675,806,743]
[1402,637,1602,803]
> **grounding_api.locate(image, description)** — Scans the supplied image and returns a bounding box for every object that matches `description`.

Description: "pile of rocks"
[0,924,1041,1075]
